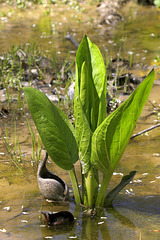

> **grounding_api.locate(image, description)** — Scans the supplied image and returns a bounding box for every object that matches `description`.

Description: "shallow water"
[0,3,98,55]
[0,1,160,239]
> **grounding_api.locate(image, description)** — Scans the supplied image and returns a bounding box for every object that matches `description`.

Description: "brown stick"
[65,32,79,49]
[130,123,160,140]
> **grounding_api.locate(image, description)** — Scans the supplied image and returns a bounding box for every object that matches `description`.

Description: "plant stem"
[96,172,112,207]
[84,167,99,209]
[69,167,82,204]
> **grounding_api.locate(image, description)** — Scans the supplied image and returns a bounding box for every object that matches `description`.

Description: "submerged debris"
[97,0,130,25]
[41,210,74,226]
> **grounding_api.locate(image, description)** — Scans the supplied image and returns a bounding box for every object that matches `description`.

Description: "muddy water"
[110,1,160,76]
[0,1,160,240]
[0,3,99,55]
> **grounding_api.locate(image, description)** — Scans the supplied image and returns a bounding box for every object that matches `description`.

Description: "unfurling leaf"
[74,35,107,174]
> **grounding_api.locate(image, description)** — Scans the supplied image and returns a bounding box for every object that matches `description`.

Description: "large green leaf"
[74,36,107,173]
[24,87,78,170]
[74,64,92,174]
[75,35,107,132]
[91,69,155,174]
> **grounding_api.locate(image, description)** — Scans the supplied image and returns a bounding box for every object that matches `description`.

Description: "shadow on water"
[114,194,160,215]
[38,204,140,240]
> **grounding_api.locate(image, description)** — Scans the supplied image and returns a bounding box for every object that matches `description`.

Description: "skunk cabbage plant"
[24,36,155,209]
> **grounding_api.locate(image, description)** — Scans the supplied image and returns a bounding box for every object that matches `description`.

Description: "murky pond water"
[0,2,99,55]
[0,1,160,239]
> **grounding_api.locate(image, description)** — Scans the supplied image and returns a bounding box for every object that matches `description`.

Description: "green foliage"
[3,122,23,173]
[0,44,38,88]
[24,36,155,209]
[92,69,155,174]
[74,36,106,175]
[23,87,78,170]
[91,69,155,206]
[4,0,52,7]
[0,0,101,7]
[154,0,160,7]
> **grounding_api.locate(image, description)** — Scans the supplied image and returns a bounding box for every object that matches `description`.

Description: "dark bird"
[41,211,74,226]
[37,152,68,201]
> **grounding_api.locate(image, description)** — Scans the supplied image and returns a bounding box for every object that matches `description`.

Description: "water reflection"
[0,159,159,240]
[114,194,160,215]
[38,202,144,240]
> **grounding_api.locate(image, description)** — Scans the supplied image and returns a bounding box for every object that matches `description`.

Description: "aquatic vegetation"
[2,115,43,171]
[154,0,160,7]
[0,44,37,91]
[0,0,101,8]
[0,43,71,87]
[25,116,43,162]
[0,43,72,170]
[0,43,71,110]
[3,121,23,172]
[24,36,155,209]
[3,0,53,7]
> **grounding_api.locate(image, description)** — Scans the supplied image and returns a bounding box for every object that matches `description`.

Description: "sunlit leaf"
[91,69,155,174]
[24,87,78,170]
[75,35,106,131]
[74,65,92,174]
[74,35,107,173]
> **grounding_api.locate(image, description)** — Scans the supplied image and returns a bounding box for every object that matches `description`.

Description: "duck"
[37,151,68,201]
[41,210,74,226]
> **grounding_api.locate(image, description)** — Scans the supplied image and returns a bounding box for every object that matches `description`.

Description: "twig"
[65,32,79,49]
[130,123,160,140]
[148,98,157,109]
